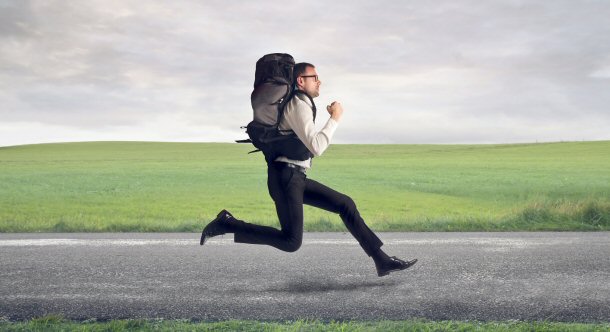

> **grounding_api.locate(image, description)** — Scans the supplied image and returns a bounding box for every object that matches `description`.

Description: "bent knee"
[340,196,357,213]
[282,236,302,252]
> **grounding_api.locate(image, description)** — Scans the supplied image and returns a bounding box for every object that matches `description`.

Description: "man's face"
[298,66,321,98]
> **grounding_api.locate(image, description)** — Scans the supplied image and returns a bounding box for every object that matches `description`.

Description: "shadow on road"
[274,278,400,293]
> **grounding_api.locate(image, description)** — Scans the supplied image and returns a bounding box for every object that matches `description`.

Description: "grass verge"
[1,316,609,331]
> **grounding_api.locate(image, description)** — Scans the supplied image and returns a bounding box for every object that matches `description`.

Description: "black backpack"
[237,53,315,163]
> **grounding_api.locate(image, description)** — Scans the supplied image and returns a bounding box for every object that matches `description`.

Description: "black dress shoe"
[200,209,234,245]
[376,256,418,277]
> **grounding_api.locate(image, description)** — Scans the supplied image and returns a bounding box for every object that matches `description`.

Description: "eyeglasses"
[300,75,319,82]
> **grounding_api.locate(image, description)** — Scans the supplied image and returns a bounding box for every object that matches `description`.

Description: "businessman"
[201,62,417,277]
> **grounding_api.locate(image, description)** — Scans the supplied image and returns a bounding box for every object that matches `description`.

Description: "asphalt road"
[0,232,609,322]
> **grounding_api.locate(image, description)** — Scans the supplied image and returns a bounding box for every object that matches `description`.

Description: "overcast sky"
[1,0,609,147]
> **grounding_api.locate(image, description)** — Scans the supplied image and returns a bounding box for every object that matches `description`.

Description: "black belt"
[284,163,307,174]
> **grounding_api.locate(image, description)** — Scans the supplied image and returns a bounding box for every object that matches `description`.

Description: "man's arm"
[283,98,340,157]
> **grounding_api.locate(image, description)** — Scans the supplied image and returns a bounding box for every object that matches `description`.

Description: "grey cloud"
[0,1,32,37]
[0,1,254,129]
[1,0,609,145]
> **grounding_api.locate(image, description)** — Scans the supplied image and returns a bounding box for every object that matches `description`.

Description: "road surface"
[1,232,609,322]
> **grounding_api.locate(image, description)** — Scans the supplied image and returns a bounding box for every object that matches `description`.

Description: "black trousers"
[233,161,383,256]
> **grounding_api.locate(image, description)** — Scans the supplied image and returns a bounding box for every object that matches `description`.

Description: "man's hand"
[326,101,343,121]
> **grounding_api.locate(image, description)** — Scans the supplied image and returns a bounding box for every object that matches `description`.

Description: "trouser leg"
[233,163,305,252]
[303,178,383,256]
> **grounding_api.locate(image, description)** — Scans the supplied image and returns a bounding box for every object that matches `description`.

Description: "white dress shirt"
[274,92,339,168]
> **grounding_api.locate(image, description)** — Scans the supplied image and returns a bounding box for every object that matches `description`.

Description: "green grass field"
[0,141,609,232]
[1,315,609,332]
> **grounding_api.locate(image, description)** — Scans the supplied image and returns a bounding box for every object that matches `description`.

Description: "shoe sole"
[377,259,418,277]
[200,211,227,246]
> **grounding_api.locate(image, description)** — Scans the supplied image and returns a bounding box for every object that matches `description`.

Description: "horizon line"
[2,139,609,149]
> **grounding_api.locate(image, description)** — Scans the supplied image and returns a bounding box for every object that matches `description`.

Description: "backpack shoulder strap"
[279,90,317,125]
[275,86,294,128]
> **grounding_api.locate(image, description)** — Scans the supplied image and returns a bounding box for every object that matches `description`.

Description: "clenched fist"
[326,101,343,121]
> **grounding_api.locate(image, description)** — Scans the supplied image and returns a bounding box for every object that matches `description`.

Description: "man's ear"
[296,76,303,89]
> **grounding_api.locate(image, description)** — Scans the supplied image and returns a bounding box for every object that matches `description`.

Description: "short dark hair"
[293,62,315,83]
